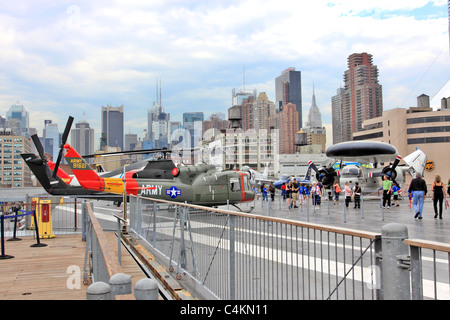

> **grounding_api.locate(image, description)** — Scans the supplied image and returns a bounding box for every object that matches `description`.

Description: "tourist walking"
[333,180,341,205]
[432,175,445,219]
[281,182,287,201]
[311,181,321,210]
[392,182,401,207]
[382,175,392,209]
[286,180,293,209]
[353,182,362,209]
[269,182,275,202]
[291,179,299,208]
[262,184,268,202]
[344,182,352,208]
[408,172,428,219]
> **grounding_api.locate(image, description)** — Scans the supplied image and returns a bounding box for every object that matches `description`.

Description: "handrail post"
[229,214,236,300]
[381,223,410,300]
[409,245,423,300]
[374,236,383,300]
[30,210,47,248]
[82,202,87,242]
[0,215,14,259]
[113,214,127,265]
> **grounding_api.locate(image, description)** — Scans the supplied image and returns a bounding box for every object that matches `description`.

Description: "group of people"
[331,180,363,209]
[380,175,402,209]
[259,182,276,202]
[257,173,449,220]
[261,180,333,211]
[279,179,322,209]
[407,173,449,220]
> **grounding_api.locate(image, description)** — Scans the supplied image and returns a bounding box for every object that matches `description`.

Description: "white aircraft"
[308,141,427,194]
[241,164,272,186]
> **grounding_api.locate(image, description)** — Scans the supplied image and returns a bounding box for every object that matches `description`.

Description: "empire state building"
[302,86,326,152]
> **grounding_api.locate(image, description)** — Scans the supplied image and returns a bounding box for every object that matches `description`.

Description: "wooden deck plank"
[0,233,146,300]
[0,235,87,300]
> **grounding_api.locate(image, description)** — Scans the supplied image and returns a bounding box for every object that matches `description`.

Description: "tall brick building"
[335,53,383,143]
[270,103,299,154]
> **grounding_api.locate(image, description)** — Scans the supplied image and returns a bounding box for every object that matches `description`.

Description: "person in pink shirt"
[344,181,353,208]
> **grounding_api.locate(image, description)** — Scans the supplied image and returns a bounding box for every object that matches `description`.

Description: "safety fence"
[128,195,450,300]
[81,201,159,300]
[1,196,449,300]
[405,239,450,300]
[0,197,121,239]
[1,209,47,259]
[129,195,383,300]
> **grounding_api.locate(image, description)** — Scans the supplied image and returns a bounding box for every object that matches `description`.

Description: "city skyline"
[0,1,449,140]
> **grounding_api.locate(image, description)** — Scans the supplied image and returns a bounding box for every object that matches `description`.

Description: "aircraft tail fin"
[21,153,69,193]
[64,144,124,194]
[47,160,73,184]
[403,148,428,177]
[304,163,312,181]
[64,144,106,192]
[262,163,268,178]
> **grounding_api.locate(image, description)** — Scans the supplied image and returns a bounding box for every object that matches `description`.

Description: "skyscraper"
[270,103,299,154]
[340,53,383,142]
[148,101,170,149]
[71,114,95,156]
[183,112,204,148]
[232,88,257,107]
[125,133,138,151]
[305,86,322,129]
[43,120,59,160]
[331,87,345,144]
[6,101,29,137]
[101,104,124,150]
[303,87,326,152]
[275,68,302,128]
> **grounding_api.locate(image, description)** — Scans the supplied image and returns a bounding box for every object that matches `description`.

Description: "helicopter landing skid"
[232,204,254,213]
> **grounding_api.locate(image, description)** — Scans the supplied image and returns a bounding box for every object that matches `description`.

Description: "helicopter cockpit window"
[230,177,241,192]
[242,175,250,190]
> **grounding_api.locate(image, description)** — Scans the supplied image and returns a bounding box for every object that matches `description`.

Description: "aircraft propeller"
[307,160,339,187]
[52,116,74,179]
[368,155,402,184]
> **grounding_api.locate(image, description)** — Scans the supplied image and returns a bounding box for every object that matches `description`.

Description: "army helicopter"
[23,115,255,210]
[63,143,255,210]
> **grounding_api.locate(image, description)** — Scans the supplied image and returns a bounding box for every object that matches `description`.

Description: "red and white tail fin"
[47,160,73,184]
[64,144,105,191]
[64,144,127,194]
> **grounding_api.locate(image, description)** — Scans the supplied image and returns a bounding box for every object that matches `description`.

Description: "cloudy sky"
[1,0,449,144]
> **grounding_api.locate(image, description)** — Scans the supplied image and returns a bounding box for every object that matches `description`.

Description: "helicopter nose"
[244,189,256,202]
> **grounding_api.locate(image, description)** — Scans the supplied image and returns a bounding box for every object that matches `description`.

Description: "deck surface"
[0,233,146,300]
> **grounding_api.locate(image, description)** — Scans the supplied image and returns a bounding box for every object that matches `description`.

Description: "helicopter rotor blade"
[52,116,74,179]
[31,134,46,161]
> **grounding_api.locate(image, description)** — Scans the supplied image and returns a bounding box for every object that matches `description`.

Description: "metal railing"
[2,195,448,300]
[129,195,383,300]
[82,201,123,284]
[405,239,450,300]
[81,201,159,300]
